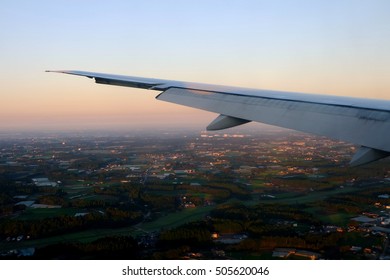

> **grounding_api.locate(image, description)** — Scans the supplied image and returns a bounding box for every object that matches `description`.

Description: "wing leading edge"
[47,70,390,166]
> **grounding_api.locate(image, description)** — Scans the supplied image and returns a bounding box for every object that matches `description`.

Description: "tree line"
[0,207,143,239]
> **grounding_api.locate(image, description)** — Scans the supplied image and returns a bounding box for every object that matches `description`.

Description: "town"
[0,128,389,259]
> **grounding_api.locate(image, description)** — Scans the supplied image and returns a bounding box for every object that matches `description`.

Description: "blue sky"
[1,0,390,131]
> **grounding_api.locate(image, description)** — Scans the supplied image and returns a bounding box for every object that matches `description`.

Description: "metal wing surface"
[47,70,390,166]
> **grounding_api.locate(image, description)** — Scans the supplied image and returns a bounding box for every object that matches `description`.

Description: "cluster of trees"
[0,177,28,215]
[0,194,14,216]
[0,207,143,239]
[33,236,140,259]
[177,184,230,201]
[316,197,364,214]
[314,188,390,215]
[233,232,343,252]
[152,245,191,259]
[176,182,251,202]
[93,184,141,199]
[141,193,177,211]
[68,198,110,208]
[208,203,321,241]
[36,195,65,206]
[144,203,324,258]
[147,221,214,259]
[158,222,212,248]
[211,203,319,229]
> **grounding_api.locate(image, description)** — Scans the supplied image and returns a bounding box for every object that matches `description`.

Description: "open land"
[1,129,390,259]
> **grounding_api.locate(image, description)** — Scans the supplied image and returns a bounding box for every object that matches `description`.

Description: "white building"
[32,178,58,187]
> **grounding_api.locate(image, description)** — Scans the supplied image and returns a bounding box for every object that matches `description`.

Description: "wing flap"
[94,77,162,89]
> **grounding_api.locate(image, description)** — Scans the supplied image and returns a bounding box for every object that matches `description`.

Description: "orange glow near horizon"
[1,1,389,131]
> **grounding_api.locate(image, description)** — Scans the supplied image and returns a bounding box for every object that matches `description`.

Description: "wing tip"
[45,70,96,79]
[45,70,71,74]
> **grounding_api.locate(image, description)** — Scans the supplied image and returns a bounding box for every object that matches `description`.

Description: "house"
[15,201,35,207]
[32,178,58,187]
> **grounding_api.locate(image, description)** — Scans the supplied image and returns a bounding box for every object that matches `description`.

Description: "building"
[32,178,58,187]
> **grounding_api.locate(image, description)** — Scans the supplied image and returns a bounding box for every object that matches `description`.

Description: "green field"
[304,206,354,226]
[0,226,139,251]
[139,205,214,233]
[261,186,361,205]
[1,205,216,251]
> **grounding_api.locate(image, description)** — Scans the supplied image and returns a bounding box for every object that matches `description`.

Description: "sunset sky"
[1,0,390,131]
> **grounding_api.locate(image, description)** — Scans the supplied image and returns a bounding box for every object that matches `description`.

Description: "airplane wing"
[47,70,390,166]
